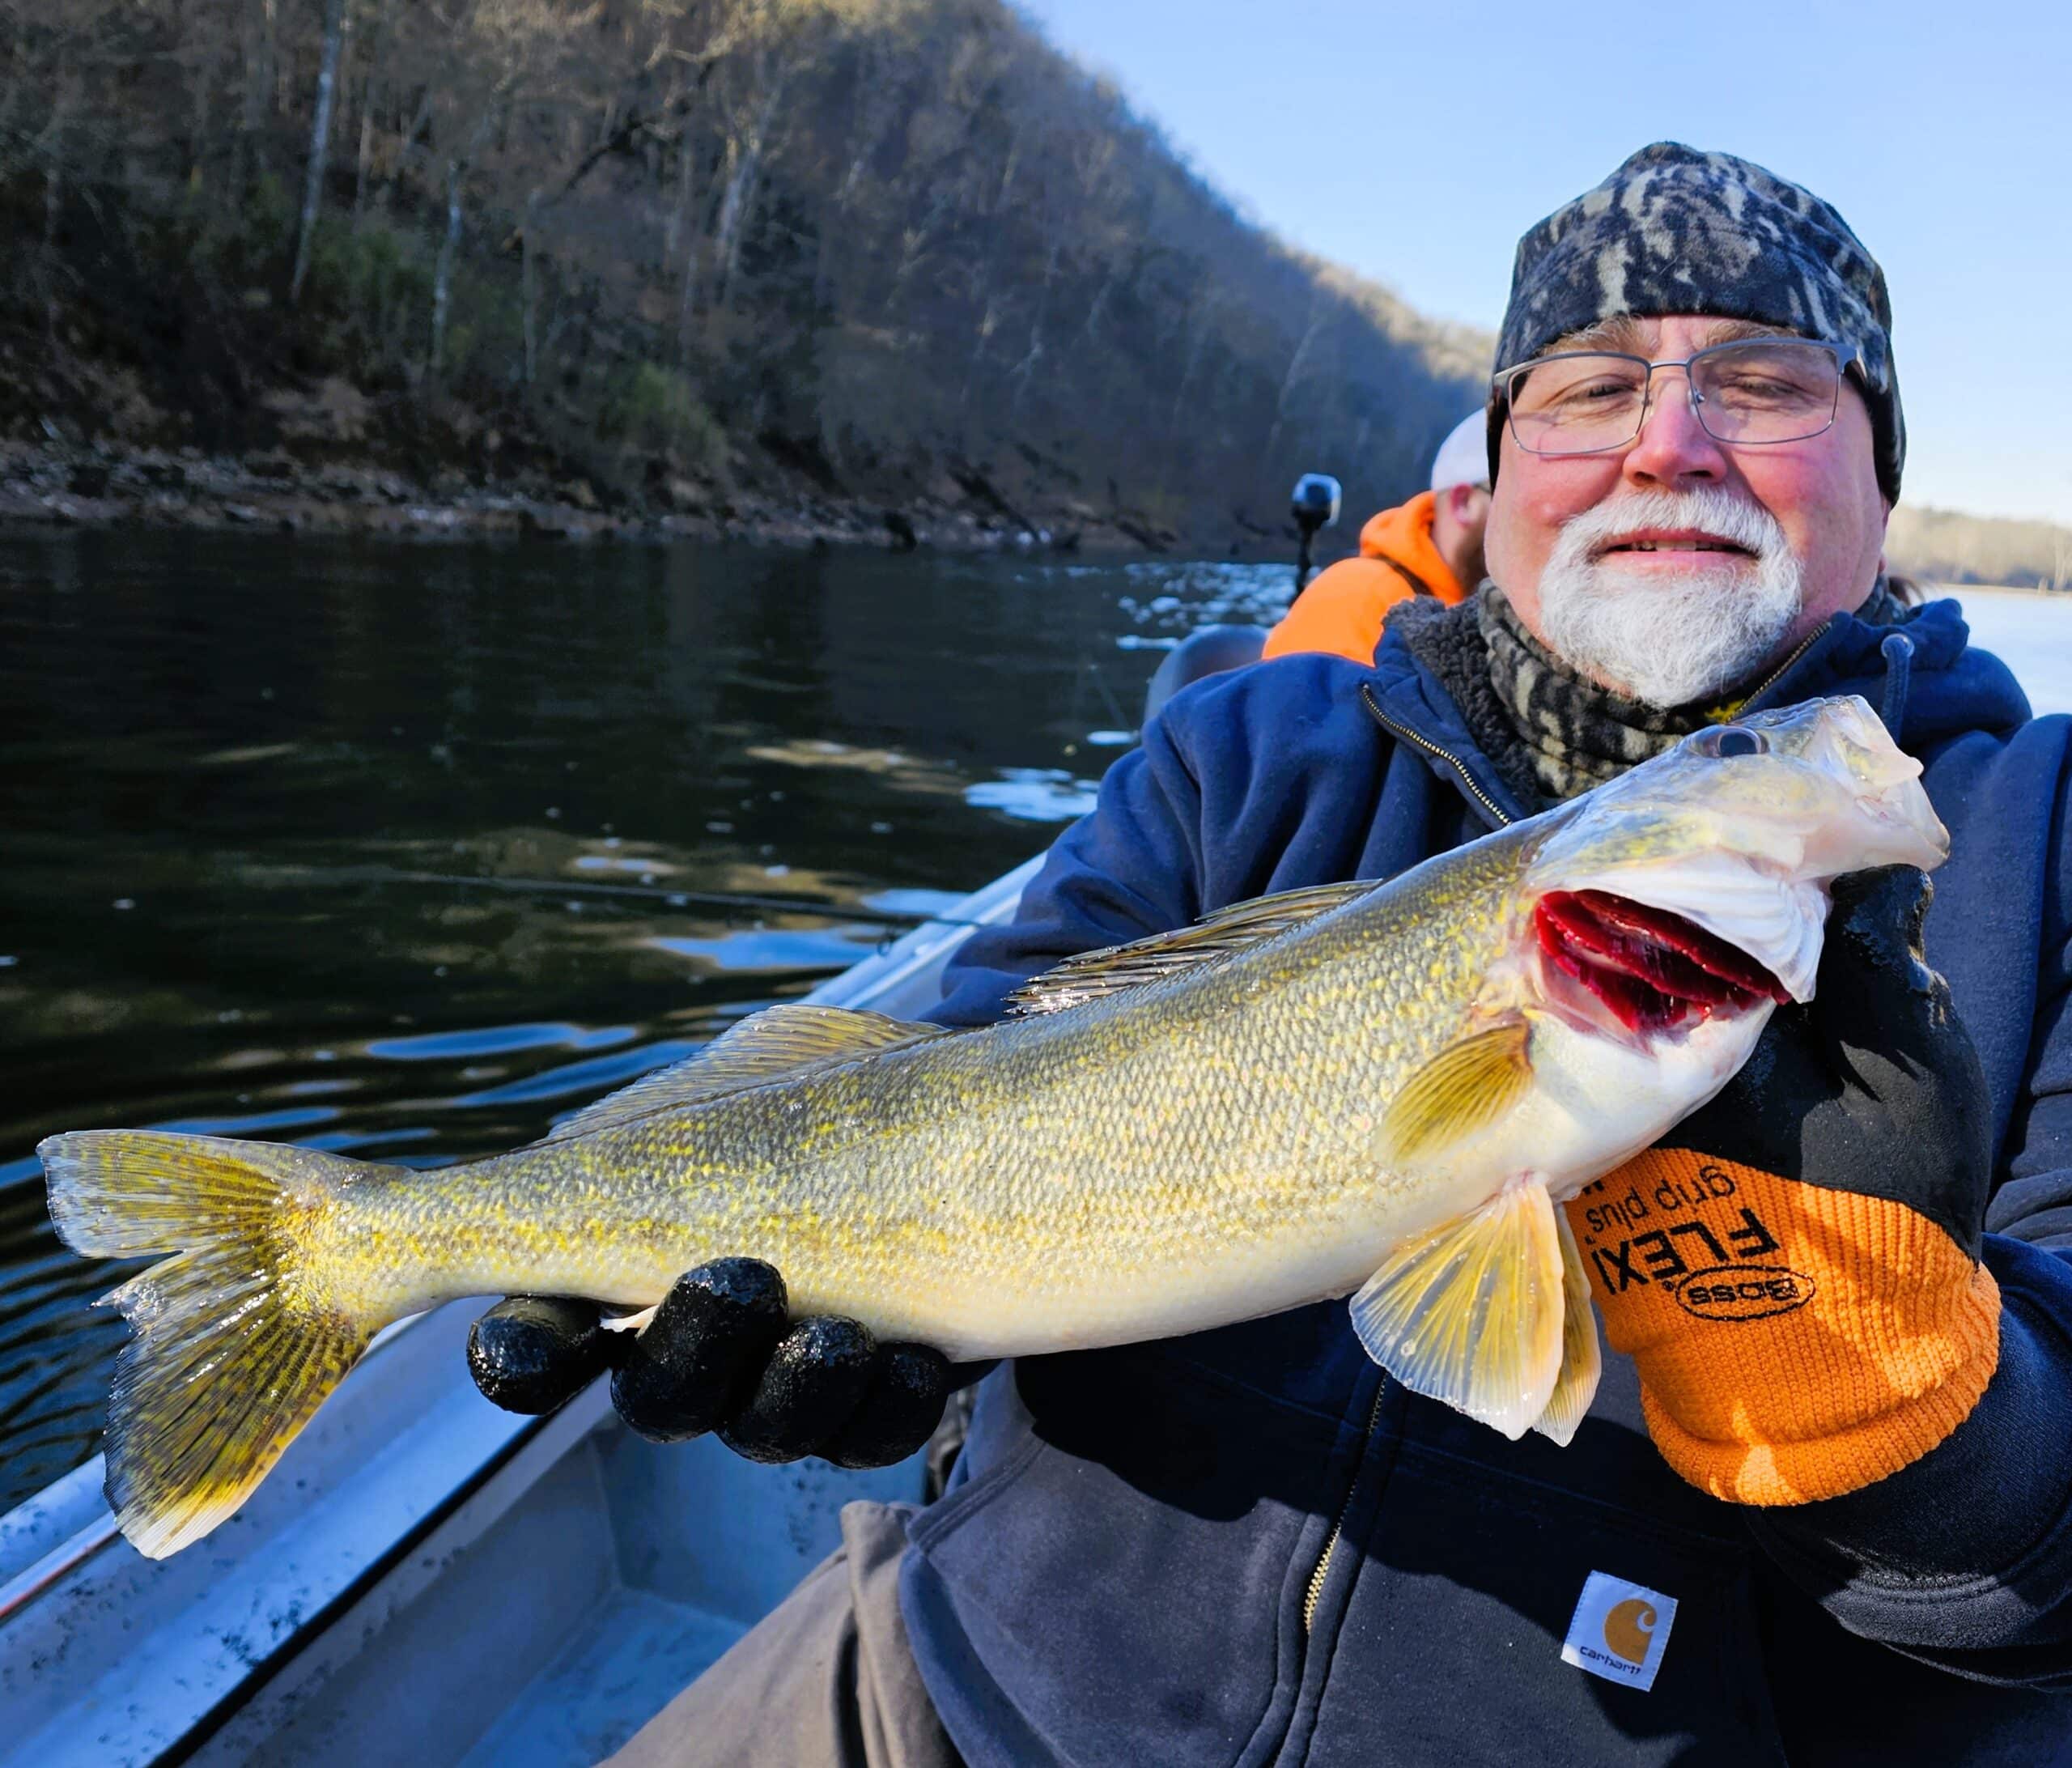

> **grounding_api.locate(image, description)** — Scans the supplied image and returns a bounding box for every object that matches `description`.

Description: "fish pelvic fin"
[40,1130,384,1559]
[1349,1175,1565,1440]
[1531,1209,1603,1447]
[1374,1017,1534,1170]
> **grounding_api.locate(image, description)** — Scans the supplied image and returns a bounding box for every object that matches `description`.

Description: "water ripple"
[365,1022,639,1061]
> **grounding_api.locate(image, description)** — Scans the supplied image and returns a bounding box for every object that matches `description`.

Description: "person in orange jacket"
[1262,410,1492,664]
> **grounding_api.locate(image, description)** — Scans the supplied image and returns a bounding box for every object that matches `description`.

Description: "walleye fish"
[44,695,1947,1558]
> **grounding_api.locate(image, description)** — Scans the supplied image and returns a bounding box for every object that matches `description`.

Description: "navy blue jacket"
[902,597,2072,1766]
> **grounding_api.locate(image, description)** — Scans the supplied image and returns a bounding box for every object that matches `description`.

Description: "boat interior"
[0,857,1042,1768]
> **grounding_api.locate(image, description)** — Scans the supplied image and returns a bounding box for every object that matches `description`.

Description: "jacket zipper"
[1301,1382,1389,1632]
[1737,626,1827,711]
[1360,685,1514,828]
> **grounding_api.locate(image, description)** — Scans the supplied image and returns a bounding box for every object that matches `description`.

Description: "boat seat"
[1140,624,1270,726]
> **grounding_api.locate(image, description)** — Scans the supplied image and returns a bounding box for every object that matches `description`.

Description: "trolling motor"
[1140,468,1346,728]
[1290,472,1342,594]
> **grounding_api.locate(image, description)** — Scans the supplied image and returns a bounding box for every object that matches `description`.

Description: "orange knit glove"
[1566,867,2000,1506]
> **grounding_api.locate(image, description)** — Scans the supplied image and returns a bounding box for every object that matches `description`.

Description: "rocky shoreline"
[0,439,1196,555]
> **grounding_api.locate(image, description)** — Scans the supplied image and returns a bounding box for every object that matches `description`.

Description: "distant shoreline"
[0,439,1238,559]
[6,440,2066,589]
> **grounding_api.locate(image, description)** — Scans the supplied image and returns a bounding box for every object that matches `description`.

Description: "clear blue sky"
[1013,0,2072,525]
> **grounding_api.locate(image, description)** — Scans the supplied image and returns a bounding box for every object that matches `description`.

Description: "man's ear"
[1444,483,1489,525]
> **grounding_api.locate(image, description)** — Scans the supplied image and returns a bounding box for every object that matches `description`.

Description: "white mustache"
[1554,488,1790,563]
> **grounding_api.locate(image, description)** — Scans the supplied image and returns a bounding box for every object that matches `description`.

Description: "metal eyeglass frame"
[1492,338,1855,457]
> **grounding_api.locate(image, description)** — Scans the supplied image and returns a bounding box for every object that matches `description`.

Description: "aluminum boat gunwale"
[0,854,1041,1768]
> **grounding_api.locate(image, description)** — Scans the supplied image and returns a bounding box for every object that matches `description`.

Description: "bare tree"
[1264,295,1333,465]
[236,0,275,187]
[429,151,469,385]
[708,74,780,311]
[350,0,397,222]
[290,0,350,303]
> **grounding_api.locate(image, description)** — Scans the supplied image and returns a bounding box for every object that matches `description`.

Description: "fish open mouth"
[1535,890,1790,1034]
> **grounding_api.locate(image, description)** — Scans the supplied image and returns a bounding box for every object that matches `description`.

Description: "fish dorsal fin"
[1531,1209,1603,1447]
[1349,1176,1566,1440]
[543,1005,953,1143]
[1374,1017,1534,1169]
[1005,880,1382,1017]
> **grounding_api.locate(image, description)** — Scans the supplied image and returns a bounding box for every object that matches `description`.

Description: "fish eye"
[1692,726,1767,759]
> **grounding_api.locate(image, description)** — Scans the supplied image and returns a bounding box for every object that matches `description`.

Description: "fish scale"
[40,694,1951,1557]
[296,831,1540,1348]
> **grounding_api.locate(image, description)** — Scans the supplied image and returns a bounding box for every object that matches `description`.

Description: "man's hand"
[466,1257,956,1468]
[1565,865,2001,1505]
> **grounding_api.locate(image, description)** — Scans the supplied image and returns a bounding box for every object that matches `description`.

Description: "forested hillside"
[0,0,1489,548]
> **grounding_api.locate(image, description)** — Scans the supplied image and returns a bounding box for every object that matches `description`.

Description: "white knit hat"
[1429,412,1490,493]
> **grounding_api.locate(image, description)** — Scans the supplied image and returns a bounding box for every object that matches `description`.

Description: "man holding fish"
[45,145,2072,1762]
[564,142,2072,1763]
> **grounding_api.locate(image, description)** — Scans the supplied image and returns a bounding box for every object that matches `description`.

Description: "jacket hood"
[1355,490,1466,605]
[1743,596,2030,750]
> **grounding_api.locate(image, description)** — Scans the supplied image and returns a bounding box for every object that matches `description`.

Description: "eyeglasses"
[1494,338,1850,458]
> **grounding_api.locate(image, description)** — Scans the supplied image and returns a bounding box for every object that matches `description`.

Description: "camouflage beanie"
[1488,142,1904,503]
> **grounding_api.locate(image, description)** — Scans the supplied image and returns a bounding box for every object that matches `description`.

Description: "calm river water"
[1,534,2065,1515]
[0,530,1293,1512]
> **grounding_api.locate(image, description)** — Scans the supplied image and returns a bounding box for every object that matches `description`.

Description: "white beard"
[1535,488,1805,708]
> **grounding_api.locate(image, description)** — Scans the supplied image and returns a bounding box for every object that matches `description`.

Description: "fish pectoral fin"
[1349,1175,1565,1440]
[1530,1209,1603,1447]
[1005,880,1382,1016]
[1374,1017,1534,1168]
[541,1005,956,1144]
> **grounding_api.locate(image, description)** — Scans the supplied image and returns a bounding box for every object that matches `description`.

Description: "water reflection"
[963,769,1103,822]
[648,927,889,971]
[365,1022,640,1061]
[0,529,1293,1511]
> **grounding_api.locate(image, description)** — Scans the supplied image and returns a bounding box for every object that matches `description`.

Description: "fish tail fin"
[40,1129,390,1558]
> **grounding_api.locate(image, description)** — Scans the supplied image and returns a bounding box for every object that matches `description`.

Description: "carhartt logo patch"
[1561,1571,1677,1691]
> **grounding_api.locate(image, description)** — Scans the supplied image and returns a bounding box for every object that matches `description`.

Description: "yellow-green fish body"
[326,831,1535,1344]
[44,695,1949,1558]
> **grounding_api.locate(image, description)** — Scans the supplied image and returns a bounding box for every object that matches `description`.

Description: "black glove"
[1664,862,1993,1251]
[466,1257,957,1468]
[1568,863,2000,1506]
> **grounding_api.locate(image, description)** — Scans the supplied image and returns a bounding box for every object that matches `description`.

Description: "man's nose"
[1621,368,1729,487]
